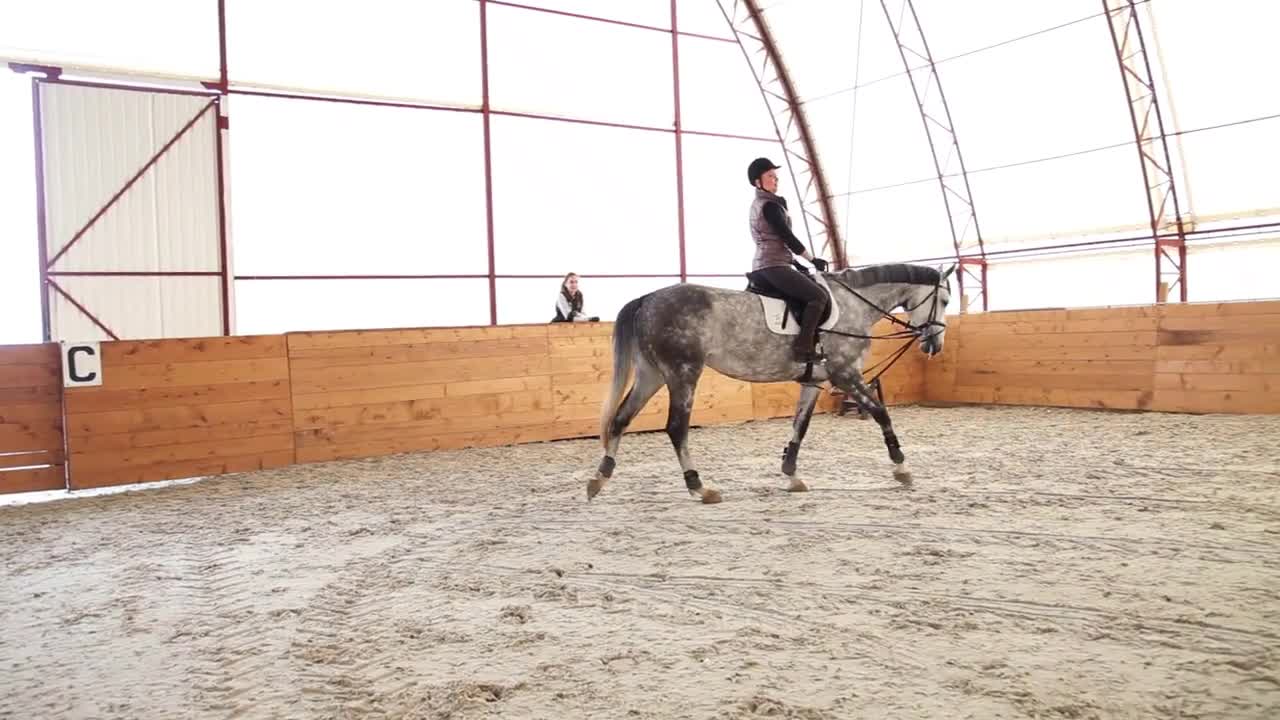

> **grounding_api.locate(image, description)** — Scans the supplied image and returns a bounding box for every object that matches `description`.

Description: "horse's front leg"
[781,382,823,492]
[842,376,912,485]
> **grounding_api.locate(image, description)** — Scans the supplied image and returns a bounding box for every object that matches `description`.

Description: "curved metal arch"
[714,0,846,269]
[880,0,987,313]
[1102,0,1188,303]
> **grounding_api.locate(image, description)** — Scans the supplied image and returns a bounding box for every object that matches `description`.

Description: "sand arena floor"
[1,405,1278,719]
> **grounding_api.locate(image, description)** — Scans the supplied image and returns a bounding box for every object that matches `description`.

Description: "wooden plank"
[0,363,60,389]
[294,390,553,430]
[0,450,64,470]
[65,379,292,414]
[957,331,1157,350]
[287,336,550,368]
[295,409,556,448]
[72,419,296,453]
[956,370,1154,392]
[0,343,59,365]
[546,321,614,338]
[447,375,552,397]
[1155,358,1280,374]
[1157,299,1280,318]
[1157,314,1280,332]
[102,335,285,365]
[70,433,295,474]
[551,354,612,375]
[0,401,65,424]
[960,317,1158,335]
[0,384,61,405]
[954,359,1153,376]
[70,450,294,490]
[290,354,550,393]
[1154,373,1279,393]
[0,466,66,494]
[0,422,64,453]
[82,357,290,391]
[943,386,1152,410]
[1151,390,1280,414]
[1155,344,1280,361]
[295,424,562,464]
[287,324,548,351]
[959,345,1156,361]
[67,398,293,437]
[292,383,446,412]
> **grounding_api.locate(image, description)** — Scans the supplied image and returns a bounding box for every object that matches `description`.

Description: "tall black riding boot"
[792,302,824,363]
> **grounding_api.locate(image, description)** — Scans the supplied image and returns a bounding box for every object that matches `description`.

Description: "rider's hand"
[811,257,829,272]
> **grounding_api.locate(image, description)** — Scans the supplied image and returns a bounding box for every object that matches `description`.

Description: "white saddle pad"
[756,272,841,336]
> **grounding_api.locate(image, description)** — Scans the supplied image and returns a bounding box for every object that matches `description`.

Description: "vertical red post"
[670,0,687,283]
[480,0,499,325]
[30,78,52,342]
[217,0,229,89]
[214,101,232,335]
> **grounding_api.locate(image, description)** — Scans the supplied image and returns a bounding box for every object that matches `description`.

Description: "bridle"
[817,271,950,385]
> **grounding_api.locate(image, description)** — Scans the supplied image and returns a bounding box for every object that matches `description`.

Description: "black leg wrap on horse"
[781,441,800,476]
[884,432,904,464]
[598,456,616,478]
[684,470,702,491]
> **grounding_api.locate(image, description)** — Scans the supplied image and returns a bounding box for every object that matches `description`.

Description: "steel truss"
[880,0,987,312]
[1103,0,1188,303]
[715,0,846,269]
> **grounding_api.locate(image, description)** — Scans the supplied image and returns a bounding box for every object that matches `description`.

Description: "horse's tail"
[600,293,648,446]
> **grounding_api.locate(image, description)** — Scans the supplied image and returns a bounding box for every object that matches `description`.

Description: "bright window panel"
[935,15,1132,170]
[506,0,670,28]
[234,279,491,334]
[1187,239,1280,304]
[487,4,672,126]
[490,116,679,275]
[681,134,788,275]
[845,182,954,265]
[1147,0,1280,132]
[764,0,901,101]
[986,250,1153,311]
[810,75,938,197]
[0,74,41,344]
[678,35,776,139]
[229,96,489,276]
[909,0,1099,61]
[497,277,676,325]
[226,0,481,106]
[0,0,218,79]
[966,145,1148,243]
[675,0,733,39]
[1179,119,1280,221]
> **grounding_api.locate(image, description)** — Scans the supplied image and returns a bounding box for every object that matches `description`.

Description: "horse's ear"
[941,263,957,280]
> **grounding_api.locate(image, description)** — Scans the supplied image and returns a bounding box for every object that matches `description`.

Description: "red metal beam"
[671,0,687,283]
[483,0,734,43]
[480,0,498,325]
[49,271,222,277]
[1102,0,1188,303]
[880,0,987,312]
[214,99,232,335]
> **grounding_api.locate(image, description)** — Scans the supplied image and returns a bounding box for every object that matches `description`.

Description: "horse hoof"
[788,478,809,493]
[700,488,723,504]
[893,467,913,486]
[587,474,607,500]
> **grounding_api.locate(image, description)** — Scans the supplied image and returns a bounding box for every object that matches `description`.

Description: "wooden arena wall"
[0,344,66,494]
[2,299,1275,495]
[924,299,1280,413]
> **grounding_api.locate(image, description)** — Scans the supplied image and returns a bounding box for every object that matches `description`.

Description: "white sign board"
[61,341,103,387]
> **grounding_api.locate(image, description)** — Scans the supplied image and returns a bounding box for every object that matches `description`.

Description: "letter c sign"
[61,341,103,387]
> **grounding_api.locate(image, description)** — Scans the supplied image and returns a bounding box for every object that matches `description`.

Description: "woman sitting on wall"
[552,272,599,322]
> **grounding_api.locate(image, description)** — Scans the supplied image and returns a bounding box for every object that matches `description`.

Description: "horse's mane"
[842,263,941,288]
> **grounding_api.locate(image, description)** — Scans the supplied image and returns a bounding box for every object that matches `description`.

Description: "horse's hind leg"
[589,358,664,500]
[781,383,822,492]
[665,367,722,504]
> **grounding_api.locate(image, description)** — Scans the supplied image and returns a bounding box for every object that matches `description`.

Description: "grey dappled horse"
[590,263,955,504]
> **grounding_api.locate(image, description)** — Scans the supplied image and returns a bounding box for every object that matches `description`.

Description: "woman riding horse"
[746,157,830,363]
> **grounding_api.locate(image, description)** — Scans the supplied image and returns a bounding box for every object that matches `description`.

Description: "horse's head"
[901,263,954,357]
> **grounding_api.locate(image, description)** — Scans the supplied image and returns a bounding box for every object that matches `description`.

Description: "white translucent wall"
[226,0,481,106]
[0,0,218,79]
[759,0,1280,306]
[235,279,491,335]
[0,74,41,344]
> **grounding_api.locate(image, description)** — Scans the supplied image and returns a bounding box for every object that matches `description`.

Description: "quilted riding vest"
[750,187,794,271]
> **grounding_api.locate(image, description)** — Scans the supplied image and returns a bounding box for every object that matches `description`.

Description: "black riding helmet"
[747,157,781,186]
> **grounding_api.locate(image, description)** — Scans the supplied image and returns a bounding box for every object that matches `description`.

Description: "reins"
[815,272,947,385]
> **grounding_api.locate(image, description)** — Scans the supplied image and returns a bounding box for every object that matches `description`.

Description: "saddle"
[744,266,840,336]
